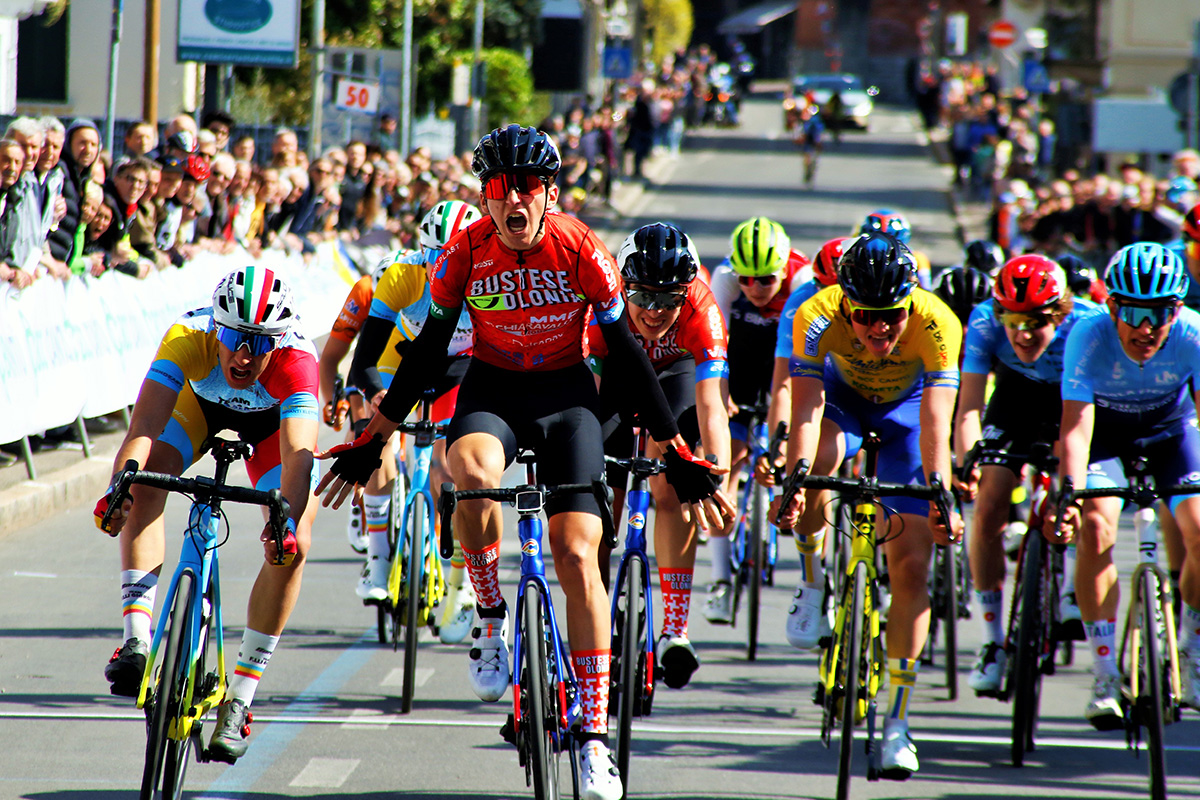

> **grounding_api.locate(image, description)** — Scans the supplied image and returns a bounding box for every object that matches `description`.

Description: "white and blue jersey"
[963,297,1102,383]
[773,279,825,360]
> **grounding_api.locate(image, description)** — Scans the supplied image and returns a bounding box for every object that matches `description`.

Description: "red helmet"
[993,254,1067,312]
[1184,203,1200,243]
[813,237,852,286]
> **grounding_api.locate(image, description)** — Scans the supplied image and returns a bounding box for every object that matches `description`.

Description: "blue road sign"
[1023,59,1051,94]
[604,46,633,80]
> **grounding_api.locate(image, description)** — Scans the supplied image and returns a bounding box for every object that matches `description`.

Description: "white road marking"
[13,571,57,578]
[341,708,399,729]
[382,666,435,687]
[289,757,359,787]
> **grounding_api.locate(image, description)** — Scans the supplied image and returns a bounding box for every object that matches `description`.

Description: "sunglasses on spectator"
[847,301,910,327]
[1000,311,1054,331]
[483,173,546,200]
[737,274,780,287]
[216,325,280,356]
[627,288,687,311]
[1114,301,1178,329]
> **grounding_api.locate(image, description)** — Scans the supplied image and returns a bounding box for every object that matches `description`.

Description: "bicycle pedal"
[499,713,518,748]
[817,635,832,649]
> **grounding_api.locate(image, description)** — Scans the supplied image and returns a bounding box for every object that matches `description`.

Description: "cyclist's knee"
[448,441,505,489]
[1078,506,1118,554]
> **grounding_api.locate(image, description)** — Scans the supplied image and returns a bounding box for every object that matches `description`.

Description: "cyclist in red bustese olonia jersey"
[315,125,732,800]
[94,266,319,764]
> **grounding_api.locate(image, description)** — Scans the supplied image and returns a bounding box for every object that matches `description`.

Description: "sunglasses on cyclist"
[737,274,780,287]
[848,302,910,327]
[627,288,687,311]
[216,325,280,356]
[482,173,546,201]
[1000,311,1054,331]
[1114,301,1178,329]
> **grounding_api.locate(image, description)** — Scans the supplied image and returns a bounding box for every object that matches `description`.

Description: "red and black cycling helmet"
[472,124,561,183]
[1183,203,1200,244]
[813,237,851,286]
[993,254,1068,312]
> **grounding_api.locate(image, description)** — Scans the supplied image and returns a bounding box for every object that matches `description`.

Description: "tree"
[643,0,692,69]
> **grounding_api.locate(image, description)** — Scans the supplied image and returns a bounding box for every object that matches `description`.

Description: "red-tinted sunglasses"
[848,303,909,327]
[483,173,546,200]
[737,274,779,287]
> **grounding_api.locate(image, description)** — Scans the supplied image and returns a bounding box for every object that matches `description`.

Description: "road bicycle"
[100,439,292,800]
[1056,458,1197,800]
[439,451,615,800]
[374,391,447,712]
[777,432,952,800]
[604,430,665,795]
[728,405,780,661]
[921,497,970,701]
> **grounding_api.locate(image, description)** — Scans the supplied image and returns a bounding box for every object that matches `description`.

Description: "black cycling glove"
[663,445,720,504]
[326,432,386,486]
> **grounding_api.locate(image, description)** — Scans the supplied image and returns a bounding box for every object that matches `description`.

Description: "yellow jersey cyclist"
[1051,243,1200,728]
[954,255,1102,696]
[315,125,730,800]
[94,266,319,763]
[703,216,810,622]
[776,230,964,778]
[344,201,482,644]
[587,222,732,688]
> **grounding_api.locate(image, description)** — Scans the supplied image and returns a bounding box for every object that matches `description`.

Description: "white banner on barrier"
[0,243,354,445]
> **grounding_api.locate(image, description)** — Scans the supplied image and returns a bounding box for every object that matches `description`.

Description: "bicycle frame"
[1123,508,1183,713]
[137,502,226,741]
[730,419,778,588]
[387,426,443,612]
[608,457,656,701]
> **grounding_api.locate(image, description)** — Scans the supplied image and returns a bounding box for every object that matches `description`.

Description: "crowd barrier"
[0,242,359,447]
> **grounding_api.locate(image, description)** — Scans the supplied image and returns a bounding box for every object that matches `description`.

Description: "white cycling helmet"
[371,248,418,286]
[418,200,482,251]
[211,266,296,336]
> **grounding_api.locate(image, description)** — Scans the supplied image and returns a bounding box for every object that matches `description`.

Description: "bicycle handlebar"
[102,457,293,565]
[603,454,666,481]
[437,480,617,558]
[1054,476,1200,536]
[961,440,1058,478]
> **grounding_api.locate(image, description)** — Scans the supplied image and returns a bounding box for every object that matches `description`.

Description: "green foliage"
[468,48,535,128]
[644,0,693,67]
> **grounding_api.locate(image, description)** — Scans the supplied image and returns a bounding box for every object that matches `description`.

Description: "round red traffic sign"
[988,20,1017,49]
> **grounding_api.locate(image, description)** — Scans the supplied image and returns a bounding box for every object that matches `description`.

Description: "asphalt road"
[2,98,1199,800]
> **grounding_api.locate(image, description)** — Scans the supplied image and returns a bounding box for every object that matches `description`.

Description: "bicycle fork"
[610,481,656,701]
[1125,509,1182,717]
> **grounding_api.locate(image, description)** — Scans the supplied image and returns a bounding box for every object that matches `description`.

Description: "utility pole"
[401,0,413,154]
[143,0,159,124]
[309,0,326,158]
[470,0,484,143]
[104,0,124,152]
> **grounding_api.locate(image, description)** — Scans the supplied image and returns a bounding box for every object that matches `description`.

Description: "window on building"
[17,7,68,103]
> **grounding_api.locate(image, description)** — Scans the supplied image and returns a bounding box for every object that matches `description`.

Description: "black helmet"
[934,266,992,326]
[471,124,561,183]
[838,232,917,308]
[1056,253,1095,296]
[964,239,1005,275]
[617,223,700,288]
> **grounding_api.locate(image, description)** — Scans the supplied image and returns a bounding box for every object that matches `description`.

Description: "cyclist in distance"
[588,222,731,688]
[95,266,319,763]
[954,255,1101,696]
[1057,252,1109,305]
[314,124,731,800]
[345,200,483,642]
[1051,242,1200,727]
[962,238,1006,277]
[703,216,809,623]
[933,265,992,328]
[776,230,964,778]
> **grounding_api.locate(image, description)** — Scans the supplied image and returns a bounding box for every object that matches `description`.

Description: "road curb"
[0,454,114,538]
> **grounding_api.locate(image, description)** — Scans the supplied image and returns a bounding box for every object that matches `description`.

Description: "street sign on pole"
[988,20,1017,49]
[603,45,633,80]
[334,78,380,114]
[1023,59,1050,94]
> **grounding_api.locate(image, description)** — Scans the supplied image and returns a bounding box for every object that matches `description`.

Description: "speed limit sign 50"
[335,78,380,114]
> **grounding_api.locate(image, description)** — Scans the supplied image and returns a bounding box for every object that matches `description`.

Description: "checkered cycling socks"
[1084,618,1119,677]
[463,541,505,610]
[794,529,825,588]
[886,658,919,725]
[1180,603,1200,651]
[120,569,158,643]
[572,649,611,735]
[659,568,693,639]
[976,589,1004,645]
[709,536,732,583]
[362,491,391,562]
[227,629,280,706]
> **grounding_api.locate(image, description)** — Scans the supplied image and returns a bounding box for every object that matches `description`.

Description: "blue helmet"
[860,209,911,244]
[1104,243,1188,301]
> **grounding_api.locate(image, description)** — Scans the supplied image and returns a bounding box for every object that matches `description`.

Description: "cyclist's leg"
[705,411,749,620]
[359,427,400,600]
[969,463,1017,691]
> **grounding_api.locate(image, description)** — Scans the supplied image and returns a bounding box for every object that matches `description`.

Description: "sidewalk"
[926,125,992,247]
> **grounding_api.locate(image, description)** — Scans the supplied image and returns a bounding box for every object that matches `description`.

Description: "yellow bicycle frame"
[1124,562,1182,706]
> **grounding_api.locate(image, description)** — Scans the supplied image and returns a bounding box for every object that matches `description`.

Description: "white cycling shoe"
[578,739,623,800]
[355,557,388,603]
[439,583,477,645]
[880,725,918,779]
[785,586,830,650]
[468,612,510,702]
[1084,672,1124,731]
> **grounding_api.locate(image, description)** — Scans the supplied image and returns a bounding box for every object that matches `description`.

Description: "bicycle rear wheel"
[400,493,427,713]
[141,573,193,800]
[1138,570,1168,800]
[942,544,959,700]
[521,583,559,800]
[1011,535,1045,767]
[614,554,646,793]
[747,482,767,661]
[836,562,867,800]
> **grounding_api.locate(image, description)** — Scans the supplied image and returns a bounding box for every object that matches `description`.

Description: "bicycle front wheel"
[836,561,867,800]
[942,544,959,700]
[747,481,767,661]
[1138,570,1168,800]
[521,583,559,800]
[401,492,427,714]
[1011,535,1045,767]
[141,573,193,800]
[614,554,646,793]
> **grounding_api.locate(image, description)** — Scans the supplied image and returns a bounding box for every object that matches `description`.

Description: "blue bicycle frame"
[730,420,778,586]
[609,481,655,688]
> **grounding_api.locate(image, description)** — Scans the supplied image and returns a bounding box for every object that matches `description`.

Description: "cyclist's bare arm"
[920,384,962,543]
[778,374,826,528]
[757,355,791,485]
[953,371,988,497]
[696,374,734,523]
[101,380,179,535]
[1049,398,1094,542]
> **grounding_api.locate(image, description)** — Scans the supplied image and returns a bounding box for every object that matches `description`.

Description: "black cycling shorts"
[599,356,701,485]
[977,363,1062,475]
[446,358,605,517]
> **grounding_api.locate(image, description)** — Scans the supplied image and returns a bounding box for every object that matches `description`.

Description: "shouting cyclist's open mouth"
[506,213,529,237]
